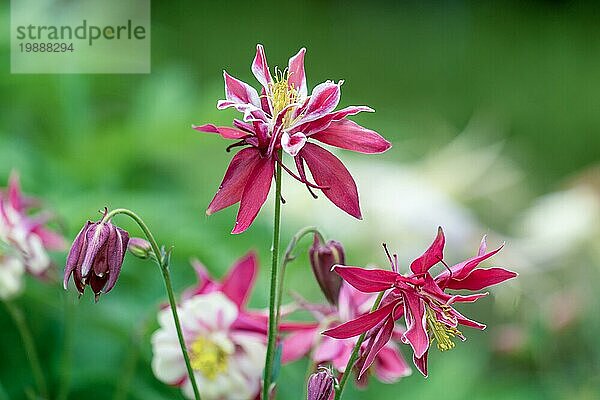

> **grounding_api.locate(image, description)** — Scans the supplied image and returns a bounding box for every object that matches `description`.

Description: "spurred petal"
[192,124,249,139]
[207,148,262,215]
[281,131,307,156]
[333,266,397,293]
[104,226,129,294]
[294,82,341,126]
[401,290,429,358]
[311,119,391,154]
[251,44,272,90]
[410,227,445,275]
[300,143,361,219]
[359,316,396,378]
[220,251,258,308]
[64,221,91,289]
[445,267,518,291]
[288,47,307,98]
[436,242,505,283]
[81,222,111,278]
[322,302,396,339]
[413,352,428,377]
[232,156,274,234]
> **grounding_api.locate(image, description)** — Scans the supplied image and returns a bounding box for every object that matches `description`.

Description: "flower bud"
[128,237,152,259]
[309,234,344,305]
[307,367,335,400]
[64,217,129,301]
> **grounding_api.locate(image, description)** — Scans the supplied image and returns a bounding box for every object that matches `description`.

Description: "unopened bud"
[307,367,335,400]
[128,237,153,259]
[309,234,344,305]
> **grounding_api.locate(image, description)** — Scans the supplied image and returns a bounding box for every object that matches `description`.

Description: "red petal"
[281,329,316,363]
[311,119,391,154]
[288,48,307,97]
[333,266,397,293]
[296,82,340,125]
[221,251,258,308]
[413,351,428,377]
[222,71,261,107]
[436,242,504,283]
[322,302,396,339]
[232,156,274,234]
[359,316,395,378]
[373,345,412,383]
[301,143,361,219]
[193,124,248,139]
[402,290,429,358]
[445,267,517,291]
[410,227,445,275]
[207,148,262,215]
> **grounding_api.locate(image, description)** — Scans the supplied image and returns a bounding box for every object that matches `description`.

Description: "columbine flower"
[282,281,411,385]
[194,44,391,233]
[0,172,65,298]
[127,237,153,259]
[152,292,267,400]
[307,367,335,400]
[63,211,130,301]
[323,228,517,377]
[309,233,344,305]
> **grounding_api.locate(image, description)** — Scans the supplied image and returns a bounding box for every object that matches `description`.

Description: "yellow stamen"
[189,336,228,380]
[425,306,462,352]
[268,67,300,126]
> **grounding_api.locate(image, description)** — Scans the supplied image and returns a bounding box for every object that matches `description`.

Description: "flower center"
[268,67,300,120]
[189,336,229,380]
[425,306,462,352]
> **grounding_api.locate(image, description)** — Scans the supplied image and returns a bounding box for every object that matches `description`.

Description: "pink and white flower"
[194,45,391,233]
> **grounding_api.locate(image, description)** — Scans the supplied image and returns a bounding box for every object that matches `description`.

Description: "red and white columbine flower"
[0,172,65,298]
[194,44,391,233]
[152,252,315,399]
[282,281,411,385]
[323,228,517,377]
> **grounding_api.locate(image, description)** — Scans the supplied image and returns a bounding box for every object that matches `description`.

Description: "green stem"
[104,208,201,400]
[262,157,283,400]
[334,290,385,400]
[3,301,48,400]
[274,226,324,329]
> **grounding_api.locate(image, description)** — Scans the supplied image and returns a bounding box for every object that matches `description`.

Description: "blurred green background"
[1,1,599,399]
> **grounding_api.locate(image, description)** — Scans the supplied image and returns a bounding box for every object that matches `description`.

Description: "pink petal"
[291,106,374,137]
[294,82,341,126]
[313,336,345,364]
[359,316,395,378]
[192,124,249,139]
[281,329,316,363]
[181,259,218,299]
[222,71,261,107]
[311,119,391,154]
[413,351,428,377]
[220,251,258,308]
[300,143,361,219]
[232,156,275,234]
[206,148,262,215]
[448,292,489,303]
[333,266,397,293]
[8,171,24,212]
[445,267,517,291]
[322,302,396,339]
[373,345,412,383]
[410,226,445,275]
[401,290,429,358]
[436,242,505,283]
[251,44,272,90]
[281,131,307,156]
[288,47,307,98]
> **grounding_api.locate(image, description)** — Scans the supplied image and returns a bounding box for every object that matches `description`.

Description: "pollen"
[189,336,229,380]
[426,306,462,352]
[268,67,300,121]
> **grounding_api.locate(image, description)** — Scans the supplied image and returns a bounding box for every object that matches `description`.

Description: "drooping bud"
[128,237,152,259]
[307,367,335,400]
[309,234,344,305]
[64,215,129,301]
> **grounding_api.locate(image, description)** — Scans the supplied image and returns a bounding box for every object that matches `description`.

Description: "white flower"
[0,254,25,300]
[152,292,266,400]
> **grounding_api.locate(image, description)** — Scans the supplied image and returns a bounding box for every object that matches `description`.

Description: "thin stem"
[262,155,283,400]
[3,301,48,400]
[274,226,324,329]
[334,290,385,400]
[104,208,201,400]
